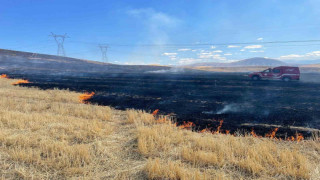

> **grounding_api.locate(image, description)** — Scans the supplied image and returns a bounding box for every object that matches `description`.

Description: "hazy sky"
[1,0,320,65]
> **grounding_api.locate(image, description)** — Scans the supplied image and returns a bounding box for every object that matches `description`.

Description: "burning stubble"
[0,74,8,78]
[11,79,30,85]
[79,92,95,103]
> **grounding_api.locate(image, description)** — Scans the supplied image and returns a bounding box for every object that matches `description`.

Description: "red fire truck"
[248,66,300,81]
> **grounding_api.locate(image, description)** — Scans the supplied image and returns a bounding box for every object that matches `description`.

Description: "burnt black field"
[6,72,320,138]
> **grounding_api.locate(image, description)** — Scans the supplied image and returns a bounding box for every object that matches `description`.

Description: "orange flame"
[265,128,279,139]
[200,128,211,133]
[287,136,295,141]
[147,113,305,142]
[156,118,166,123]
[155,116,170,124]
[296,133,304,142]
[250,128,258,137]
[0,74,8,78]
[215,120,224,134]
[79,92,95,103]
[178,121,195,130]
[12,80,30,85]
[154,116,177,127]
[152,109,159,116]
[286,133,304,142]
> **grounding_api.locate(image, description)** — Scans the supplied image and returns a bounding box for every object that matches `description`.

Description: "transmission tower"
[99,44,108,62]
[50,32,68,56]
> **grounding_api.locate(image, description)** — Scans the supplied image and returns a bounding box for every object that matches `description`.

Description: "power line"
[63,43,320,59]
[68,39,320,47]
[50,32,69,56]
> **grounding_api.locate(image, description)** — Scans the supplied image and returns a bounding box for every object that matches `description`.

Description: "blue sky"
[1,0,320,65]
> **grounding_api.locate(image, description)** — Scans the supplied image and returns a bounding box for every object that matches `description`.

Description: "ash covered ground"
[7,72,320,138]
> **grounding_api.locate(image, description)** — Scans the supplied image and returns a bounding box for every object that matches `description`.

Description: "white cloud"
[279,51,320,60]
[240,49,245,52]
[198,53,226,60]
[163,52,178,60]
[279,54,304,59]
[227,45,240,48]
[178,58,201,64]
[244,45,263,49]
[177,48,191,52]
[257,37,263,41]
[210,46,216,49]
[163,52,177,56]
[197,49,227,60]
[199,54,213,59]
[191,49,197,52]
[215,55,226,60]
[250,50,264,53]
[306,51,320,57]
[198,51,213,58]
[224,53,232,56]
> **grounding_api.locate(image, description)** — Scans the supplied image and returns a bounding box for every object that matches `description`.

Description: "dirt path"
[91,111,147,179]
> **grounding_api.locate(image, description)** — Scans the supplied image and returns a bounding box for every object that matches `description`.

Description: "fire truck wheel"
[252,76,260,81]
[283,77,291,82]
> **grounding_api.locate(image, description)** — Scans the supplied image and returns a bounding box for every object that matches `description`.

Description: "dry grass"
[0,77,319,179]
[0,78,145,179]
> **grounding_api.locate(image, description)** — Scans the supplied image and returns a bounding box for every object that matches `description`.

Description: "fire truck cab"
[249,66,300,82]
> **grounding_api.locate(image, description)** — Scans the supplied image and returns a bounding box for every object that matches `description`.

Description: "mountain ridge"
[186,57,287,67]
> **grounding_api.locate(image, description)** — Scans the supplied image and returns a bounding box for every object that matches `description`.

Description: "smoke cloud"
[216,103,241,114]
[146,67,185,74]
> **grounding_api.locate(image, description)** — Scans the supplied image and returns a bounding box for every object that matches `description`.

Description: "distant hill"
[187,57,287,67]
[0,49,178,75]
[282,59,320,65]
[231,57,287,66]
[301,64,320,68]
[183,57,320,73]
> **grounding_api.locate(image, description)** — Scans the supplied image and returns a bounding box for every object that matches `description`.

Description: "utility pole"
[50,32,68,56]
[99,44,108,63]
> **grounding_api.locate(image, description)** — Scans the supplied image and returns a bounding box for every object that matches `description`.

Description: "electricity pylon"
[50,32,68,56]
[99,44,108,63]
